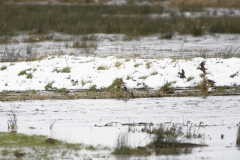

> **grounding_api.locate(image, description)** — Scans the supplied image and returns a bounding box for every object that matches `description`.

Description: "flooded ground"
[0,96,240,159]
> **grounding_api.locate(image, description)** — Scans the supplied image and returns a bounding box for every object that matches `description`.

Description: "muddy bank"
[1,86,240,101]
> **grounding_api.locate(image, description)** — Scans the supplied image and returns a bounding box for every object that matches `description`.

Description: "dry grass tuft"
[115,61,122,68]
[196,76,208,95]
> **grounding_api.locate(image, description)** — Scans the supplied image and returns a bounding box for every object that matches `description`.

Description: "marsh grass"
[216,46,240,59]
[171,0,240,8]
[149,123,206,155]
[113,132,151,156]
[81,34,98,41]
[1,5,240,36]
[0,36,11,44]
[196,76,208,95]
[1,45,23,62]
[55,88,68,94]
[24,34,46,43]
[158,81,174,94]
[72,41,97,49]
[107,78,122,92]
[7,107,18,132]
[185,122,204,139]
[151,124,184,154]
[237,125,240,146]
[89,84,97,91]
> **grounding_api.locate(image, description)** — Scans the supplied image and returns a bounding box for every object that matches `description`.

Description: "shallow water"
[0,96,240,159]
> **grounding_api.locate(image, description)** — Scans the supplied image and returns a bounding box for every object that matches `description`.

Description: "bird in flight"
[178,69,186,79]
[198,61,207,73]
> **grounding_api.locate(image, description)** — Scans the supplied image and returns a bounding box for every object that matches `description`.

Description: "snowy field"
[0,33,240,92]
[1,1,240,159]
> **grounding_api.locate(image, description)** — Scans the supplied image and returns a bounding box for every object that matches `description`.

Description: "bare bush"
[115,132,130,150]
[7,106,18,132]
[216,46,240,58]
[1,45,24,62]
[26,45,38,61]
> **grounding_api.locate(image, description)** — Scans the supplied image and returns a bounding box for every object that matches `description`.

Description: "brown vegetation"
[196,76,208,96]
[171,0,240,8]
[1,4,240,36]
[237,125,240,146]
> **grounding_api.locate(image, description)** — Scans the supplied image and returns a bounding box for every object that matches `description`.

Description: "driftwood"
[94,122,151,127]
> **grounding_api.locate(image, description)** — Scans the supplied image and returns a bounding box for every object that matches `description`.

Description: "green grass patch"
[126,75,133,80]
[61,67,71,73]
[230,72,238,78]
[52,67,71,73]
[26,73,33,79]
[199,73,206,78]
[45,81,55,90]
[139,76,148,80]
[150,71,158,76]
[0,65,7,70]
[52,68,61,73]
[0,132,86,159]
[0,132,56,147]
[187,76,194,82]
[97,66,108,70]
[18,70,27,76]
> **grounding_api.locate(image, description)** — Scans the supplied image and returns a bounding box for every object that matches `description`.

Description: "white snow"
[0,33,240,159]
[0,55,239,91]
